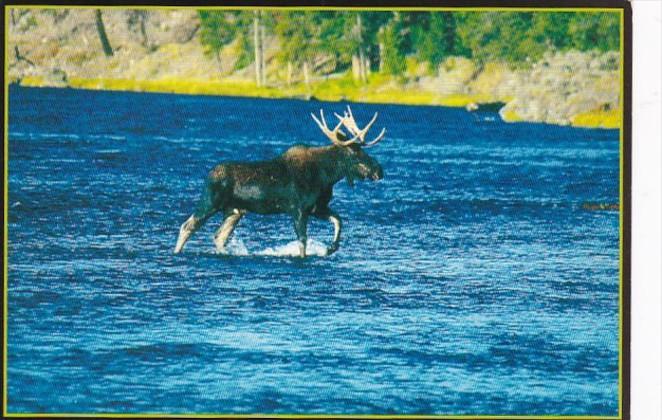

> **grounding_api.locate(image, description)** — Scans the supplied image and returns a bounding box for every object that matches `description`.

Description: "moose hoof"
[326,245,339,256]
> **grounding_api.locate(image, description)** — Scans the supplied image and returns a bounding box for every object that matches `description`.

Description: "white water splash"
[258,239,328,257]
[218,238,328,257]
[223,237,249,256]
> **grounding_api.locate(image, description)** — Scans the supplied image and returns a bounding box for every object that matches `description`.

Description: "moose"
[174,106,386,257]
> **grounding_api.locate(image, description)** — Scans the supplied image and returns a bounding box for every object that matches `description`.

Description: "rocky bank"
[8,8,622,128]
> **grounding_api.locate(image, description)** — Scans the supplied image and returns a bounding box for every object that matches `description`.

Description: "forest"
[198,10,621,85]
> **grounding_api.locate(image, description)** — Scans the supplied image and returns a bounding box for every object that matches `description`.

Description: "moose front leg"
[292,211,309,258]
[327,212,342,255]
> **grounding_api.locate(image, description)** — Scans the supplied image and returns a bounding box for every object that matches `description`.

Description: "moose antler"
[310,109,361,146]
[333,105,386,148]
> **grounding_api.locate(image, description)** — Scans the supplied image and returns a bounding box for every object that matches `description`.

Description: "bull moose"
[174,106,386,257]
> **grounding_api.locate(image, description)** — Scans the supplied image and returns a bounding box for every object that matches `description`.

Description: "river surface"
[7,86,620,415]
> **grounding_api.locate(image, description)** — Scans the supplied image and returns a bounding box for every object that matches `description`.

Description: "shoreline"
[8,9,622,131]
[13,76,620,130]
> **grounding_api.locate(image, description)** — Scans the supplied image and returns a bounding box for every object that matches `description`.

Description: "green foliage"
[568,12,620,52]
[198,10,262,70]
[453,11,621,65]
[197,10,621,76]
[274,11,319,65]
[455,12,541,64]
[378,21,405,75]
[232,32,253,71]
[198,11,236,58]
[530,12,574,50]
[407,12,466,69]
[21,15,38,31]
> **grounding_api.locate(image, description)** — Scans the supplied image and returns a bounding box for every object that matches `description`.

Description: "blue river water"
[7,85,620,415]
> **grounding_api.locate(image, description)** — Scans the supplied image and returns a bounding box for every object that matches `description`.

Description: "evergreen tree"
[378,16,405,75]
[198,9,621,78]
[416,12,463,69]
[568,12,620,52]
[274,11,319,85]
[198,10,272,85]
[198,11,238,64]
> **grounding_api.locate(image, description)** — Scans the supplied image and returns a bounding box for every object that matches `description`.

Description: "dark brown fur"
[174,143,383,256]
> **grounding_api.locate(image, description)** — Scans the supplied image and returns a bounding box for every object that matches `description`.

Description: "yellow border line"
[1,415,622,419]
[2,6,626,420]
[8,5,622,12]
[4,5,9,419]
[617,8,625,420]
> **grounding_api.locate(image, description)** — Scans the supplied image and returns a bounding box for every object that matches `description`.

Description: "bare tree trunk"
[303,61,310,86]
[215,50,223,72]
[352,55,361,81]
[378,26,385,73]
[253,13,262,87]
[127,10,150,49]
[138,12,148,48]
[14,46,35,66]
[259,18,266,86]
[287,61,293,86]
[181,24,199,43]
[355,14,367,83]
[95,9,113,57]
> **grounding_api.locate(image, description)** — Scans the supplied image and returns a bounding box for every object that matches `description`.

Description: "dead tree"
[95,9,114,57]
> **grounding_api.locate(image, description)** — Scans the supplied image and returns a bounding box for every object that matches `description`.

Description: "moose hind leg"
[174,181,225,254]
[214,209,243,253]
[292,211,309,258]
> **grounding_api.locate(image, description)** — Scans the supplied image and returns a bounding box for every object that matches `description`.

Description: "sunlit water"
[7,86,619,415]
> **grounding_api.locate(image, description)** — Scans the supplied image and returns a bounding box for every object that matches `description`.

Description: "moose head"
[310,105,386,184]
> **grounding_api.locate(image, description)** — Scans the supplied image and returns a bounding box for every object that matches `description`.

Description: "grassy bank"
[17,74,619,129]
[20,73,475,105]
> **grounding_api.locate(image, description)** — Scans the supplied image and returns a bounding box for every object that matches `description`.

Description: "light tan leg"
[214,209,243,253]
[327,214,342,255]
[174,215,199,254]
